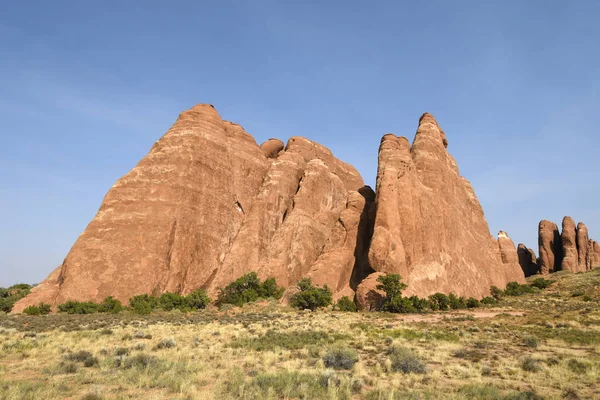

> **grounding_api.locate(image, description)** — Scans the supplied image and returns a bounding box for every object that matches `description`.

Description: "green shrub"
[323,345,358,370]
[521,356,541,372]
[490,286,504,300]
[466,297,480,308]
[23,305,41,315]
[217,273,284,306]
[336,296,357,312]
[290,278,332,311]
[529,278,555,290]
[129,294,159,314]
[523,336,539,348]
[504,282,536,296]
[408,296,432,312]
[449,293,468,309]
[0,284,32,313]
[98,296,123,313]
[186,289,211,310]
[480,296,497,305]
[158,292,189,311]
[388,346,426,374]
[58,300,100,314]
[429,293,450,311]
[376,274,422,313]
[39,302,51,315]
[122,353,158,369]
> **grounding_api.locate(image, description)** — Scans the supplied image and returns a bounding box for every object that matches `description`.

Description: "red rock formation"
[576,222,589,272]
[13,104,370,312]
[355,272,385,311]
[367,113,524,300]
[517,244,539,277]
[560,217,579,272]
[538,220,562,274]
[589,240,600,270]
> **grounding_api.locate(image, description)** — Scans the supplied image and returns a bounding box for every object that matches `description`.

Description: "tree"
[187,289,211,310]
[336,296,357,312]
[290,278,333,311]
[217,273,284,306]
[429,293,450,311]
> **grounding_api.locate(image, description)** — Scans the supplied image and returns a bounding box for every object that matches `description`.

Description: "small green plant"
[154,338,177,350]
[387,346,426,374]
[480,296,497,305]
[217,272,284,306]
[322,345,359,370]
[523,336,539,348]
[290,278,332,311]
[521,356,541,372]
[335,296,357,312]
[448,293,468,309]
[122,353,158,369]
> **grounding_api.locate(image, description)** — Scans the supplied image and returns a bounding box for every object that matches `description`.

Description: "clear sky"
[1,1,599,287]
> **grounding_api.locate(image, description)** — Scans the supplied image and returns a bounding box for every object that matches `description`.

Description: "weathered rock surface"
[577,222,589,272]
[15,107,531,312]
[517,244,538,277]
[367,113,525,299]
[538,220,562,274]
[13,104,370,312]
[355,272,385,311]
[588,240,600,270]
[560,217,579,272]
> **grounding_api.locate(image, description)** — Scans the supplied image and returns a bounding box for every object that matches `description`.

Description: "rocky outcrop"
[13,104,370,312]
[560,217,579,272]
[355,272,385,311]
[539,220,562,274]
[367,113,525,300]
[588,240,600,270]
[15,107,529,312]
[517,244,539,277]
[577,223,589,272]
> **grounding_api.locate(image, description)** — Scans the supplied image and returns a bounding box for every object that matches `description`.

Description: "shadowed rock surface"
[539,220,562,274]
[517,244,539,277]
[577,222,589,272]
[560,217,579,272]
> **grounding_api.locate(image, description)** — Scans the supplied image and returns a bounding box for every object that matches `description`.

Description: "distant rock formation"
[13,106,526,313]
[517,244,539,277]
[536,217,599,276]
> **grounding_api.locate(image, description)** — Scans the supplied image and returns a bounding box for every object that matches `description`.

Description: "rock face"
[14,107,528,312]
[13,104,369,312]
[577,223,589,272]
[517,244,539,277]
[560,217,579,272]
[366,113,524,300]
[538,220,562,274]
[589,240,600,270]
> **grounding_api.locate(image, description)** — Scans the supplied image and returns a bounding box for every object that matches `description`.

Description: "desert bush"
[129,294,159,314]
[429,293,450,311]
[490,286,504,300]
[449,293,468,309]
[58,361,79,374]
[335,296,357,312]
[480,296,497,305]
[158,292,189,311]
[504,282,536,296]
[529,277,555,289]
[217,272,284,306]
[154,338,177,350]
[323,345,359,370]
[98,296,123,313]
[23,305,41,315]
[290,278,332,311]
[0,284,32,313]
[186,289,211,310]
[523,336,539,348]
[58,300,100,314]
[466,297,480,308]
[388,346,426,374]
[122,353,158,369]
[408,296,432,312]
[38,302,51,315]
[566,359,588,374]
[521,356,541,372]
[377,274,421,313]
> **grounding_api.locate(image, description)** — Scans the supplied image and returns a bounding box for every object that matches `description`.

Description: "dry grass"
[1,271,600,399]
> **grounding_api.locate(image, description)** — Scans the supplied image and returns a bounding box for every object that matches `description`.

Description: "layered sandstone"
[366,113,525,302]
[13,104,370,312]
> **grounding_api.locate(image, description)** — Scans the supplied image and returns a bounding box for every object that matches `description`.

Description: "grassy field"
[1,270,599,400]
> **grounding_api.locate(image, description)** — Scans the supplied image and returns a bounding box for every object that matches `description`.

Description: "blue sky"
[1,1,599,286]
